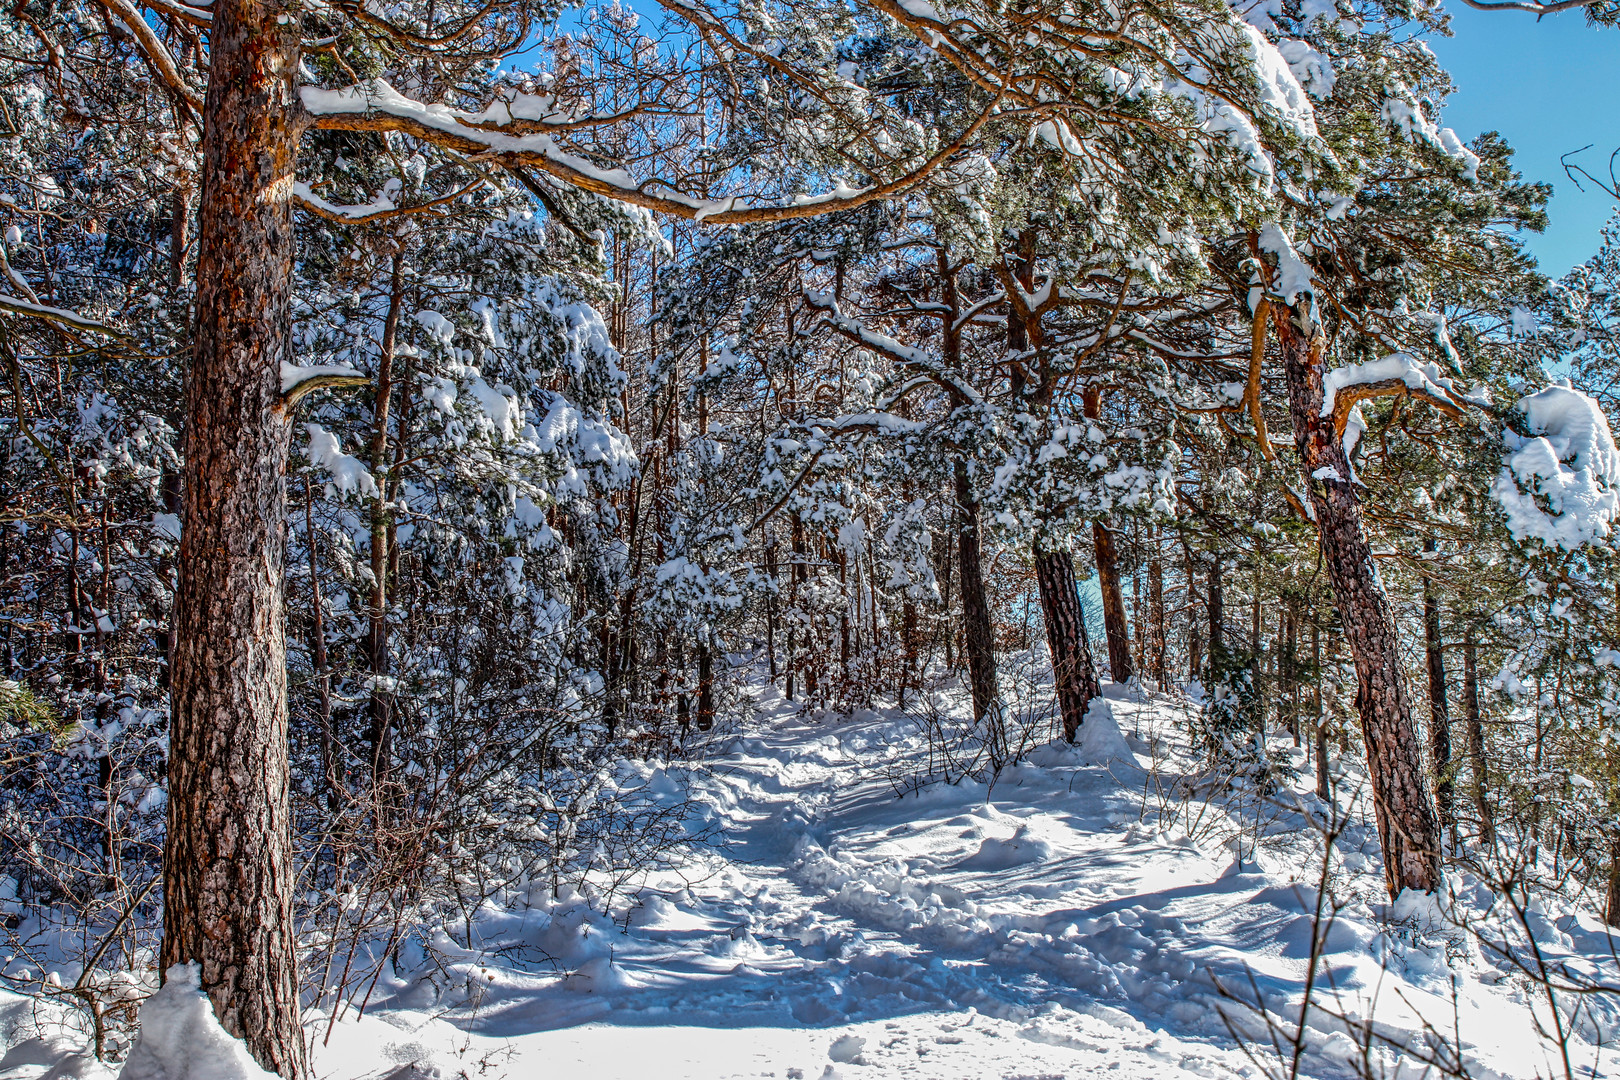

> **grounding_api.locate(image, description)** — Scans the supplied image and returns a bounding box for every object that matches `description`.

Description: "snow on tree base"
[117,966,276,1080]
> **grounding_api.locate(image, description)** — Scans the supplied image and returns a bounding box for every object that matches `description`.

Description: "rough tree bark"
[1034,546,1101,742]
[1081,388,1133,683]
[1091,523,1134,683]
[953,460,1000,725]
[162,0,310,1070]
[1274,303,1441,897]
[1462,626,1493,846]
[1421,542,1453,846]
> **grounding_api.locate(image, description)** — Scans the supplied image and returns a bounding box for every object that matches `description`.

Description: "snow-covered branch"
[291,179,487,224]
[803,288,986,408]
[300,78,999,225]
[1319,353,1467,438]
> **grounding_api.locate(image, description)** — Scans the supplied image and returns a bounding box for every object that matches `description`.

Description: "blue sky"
[1430,5,1620,276]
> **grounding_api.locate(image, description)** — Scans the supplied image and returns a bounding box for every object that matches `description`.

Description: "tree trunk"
[953,460,999,725]
[1207,555,1223,660]
[1148,554,1166,687]
[1092,523,1133,683]
[1463,627,1493,846]
[1081,388,1133,683]
[163,0,309,1071]
[304,483,338,815]
[1313,618,1329,800]
[1274,303,1441,898]
[1606,834,1620,928]
[1035,546,1101,742]
[1185,542,1203,682]
[367,251,405,794]
[1422,543,1453,847]
[696,646,715,731]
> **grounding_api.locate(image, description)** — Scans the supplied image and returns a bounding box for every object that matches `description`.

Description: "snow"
[298,81,873,221]
[1318,352,1456,418]
[1256,221,1313,303]
[8,677,1618,1080]
[1381,87,1480,182]
[294,680,1620,1080]
[290,180,397,221]
[278,361,362,395]
[1238,25,1318,141]
[1492,385,1620,549]
[305,423,377,498]
[117,965,276,1080]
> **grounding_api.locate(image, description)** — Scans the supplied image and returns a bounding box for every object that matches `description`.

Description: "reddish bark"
[1274,303,1441,898]
[163,0,309,1070]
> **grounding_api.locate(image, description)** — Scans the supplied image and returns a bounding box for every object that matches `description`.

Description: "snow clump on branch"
[1492,385,1620,550]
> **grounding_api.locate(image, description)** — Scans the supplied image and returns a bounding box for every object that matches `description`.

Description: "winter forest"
[4,0,1620,1073]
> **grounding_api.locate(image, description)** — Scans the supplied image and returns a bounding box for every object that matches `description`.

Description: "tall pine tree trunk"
[1422,543,1453,847]
[164,0,309,1071]
[1148,553,1166,686]
[953,461,999,725]
[1274,304,1440,897]
[1092,523,1133,683]
[1035,546,1100,741]
[1463,627,1493,846]
[1081,388,1133,683]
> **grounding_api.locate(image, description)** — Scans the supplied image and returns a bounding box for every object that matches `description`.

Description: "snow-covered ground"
[5,678,1619,1080]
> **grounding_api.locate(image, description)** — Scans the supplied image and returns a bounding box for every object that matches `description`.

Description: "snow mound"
[1492,385,1620,549]
[1076,698,1134,765]
[118,964,276,1080]
[957,825,1054,870]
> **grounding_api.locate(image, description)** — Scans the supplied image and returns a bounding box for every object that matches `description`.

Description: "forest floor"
[307,673,1620,1080]
[4,670,1619,1080]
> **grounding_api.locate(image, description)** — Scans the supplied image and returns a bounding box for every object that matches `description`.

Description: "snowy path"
[298,685,1620,1080]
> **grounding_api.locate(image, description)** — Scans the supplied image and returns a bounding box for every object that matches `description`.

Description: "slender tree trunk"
[1132,568,1143,675]
[696,646,715,731]
[1463,627,1493,846]
[839,544,851,687]
[1207,555,1224,659]
[953,460,999,724]
[169,186,190,292]
[1422,543,1454,847]
[163,0,309,1070]
[765,536,778,681]
[1035,546,1100,742]
[1313,619,1329,800]
[1605,834,1620,928]
[1081,388,1133,683]
[1092,523,1133,683]
[367,252,405,793]
[792,512,813,699]
[1185,542,1204,682]
[1149,553,1166,687]
[304,483,338,815]
[1285,605,1299,744]
[1274,303,1440,897]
